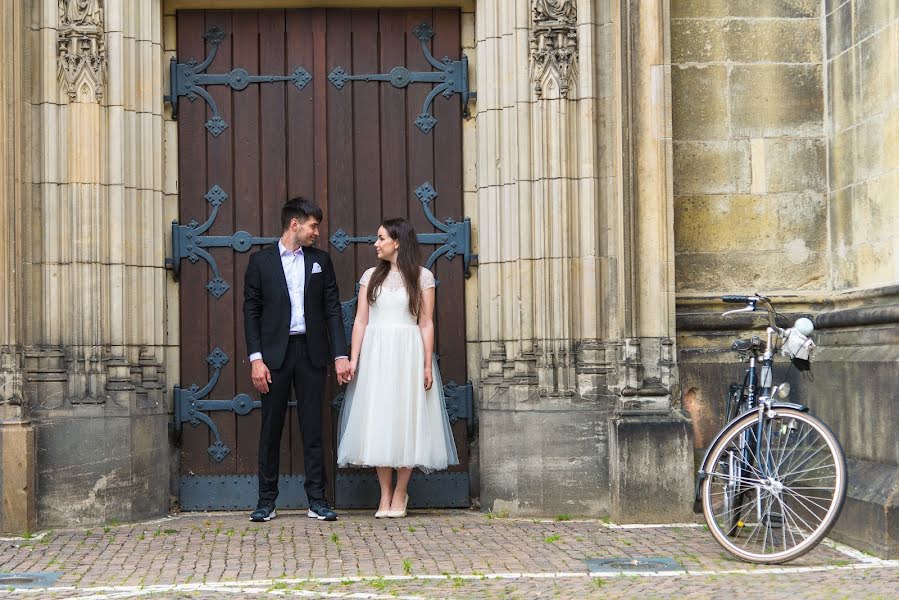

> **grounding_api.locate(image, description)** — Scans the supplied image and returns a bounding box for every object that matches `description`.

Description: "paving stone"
[0,511,894,598]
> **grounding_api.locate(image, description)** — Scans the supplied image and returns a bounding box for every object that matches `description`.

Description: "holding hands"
[335,357,352,385]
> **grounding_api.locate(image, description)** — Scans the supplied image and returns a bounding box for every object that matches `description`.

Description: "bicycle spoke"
[779,443,828,480]
[780,456,835,481]
[782,486,833,515]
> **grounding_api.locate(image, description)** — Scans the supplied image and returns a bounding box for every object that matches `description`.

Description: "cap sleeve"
[420,267,436,290]
[360,267,375,287]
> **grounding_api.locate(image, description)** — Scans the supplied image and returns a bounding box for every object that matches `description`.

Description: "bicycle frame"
[693,296,809,509]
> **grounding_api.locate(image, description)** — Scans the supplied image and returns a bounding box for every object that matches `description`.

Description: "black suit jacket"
[243,244,348,370]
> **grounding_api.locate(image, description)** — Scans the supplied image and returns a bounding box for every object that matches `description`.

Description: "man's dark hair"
[281,197,323,231]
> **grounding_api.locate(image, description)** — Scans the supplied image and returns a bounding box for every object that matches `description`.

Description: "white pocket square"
[311,262,322,274]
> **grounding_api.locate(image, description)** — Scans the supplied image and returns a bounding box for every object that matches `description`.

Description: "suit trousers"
[257,334,327,506]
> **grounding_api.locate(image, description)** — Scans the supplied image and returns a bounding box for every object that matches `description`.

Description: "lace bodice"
[359,267,435,326]
[360,267,435,291]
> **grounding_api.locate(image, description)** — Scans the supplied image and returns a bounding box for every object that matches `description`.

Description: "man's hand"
[251,359,272,394]
[335,357,351,385]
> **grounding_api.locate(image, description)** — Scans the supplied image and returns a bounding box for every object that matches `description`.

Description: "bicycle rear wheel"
[701,407,847,563]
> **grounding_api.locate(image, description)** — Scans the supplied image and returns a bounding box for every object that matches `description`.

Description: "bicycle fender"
[692,402,809,508]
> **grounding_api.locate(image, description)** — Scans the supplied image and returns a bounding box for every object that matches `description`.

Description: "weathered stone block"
[731,65,823,137]
[854,114,887,182]
[830,124,856,191]
[853,0,897,43]
[0,420,36,534]
[672,66,728,140]
[609,411,695,523]
[765,138,826,192]
[834,459,899,559]
[671,0,728,19]
[479,398,615,516]
[673,0,818,19]
[675,193,826,255]
[857,27,899,122]
[675,248,826,292]
[727,0,819,18]
[826,0,853,59]
[35,413,170,527]
[673,141,751,195]
[827,49,857,134]
[673,19,820,64]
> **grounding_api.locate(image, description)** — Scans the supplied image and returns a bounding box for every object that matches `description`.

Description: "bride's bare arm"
[418,287,436,388]
[349,285,370,371]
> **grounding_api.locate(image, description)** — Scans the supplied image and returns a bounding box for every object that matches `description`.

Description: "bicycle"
[695,294,847,563]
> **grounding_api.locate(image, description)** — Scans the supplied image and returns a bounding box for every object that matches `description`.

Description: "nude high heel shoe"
[386,493,409,518]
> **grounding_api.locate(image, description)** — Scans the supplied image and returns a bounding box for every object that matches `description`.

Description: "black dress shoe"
[307,499,338,521]
[250,504,276,522]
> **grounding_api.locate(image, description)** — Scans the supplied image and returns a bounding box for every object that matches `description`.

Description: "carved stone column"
[24,0,170,527]
[606,0,693,522]
[477,0,615,515]
[0,0,36,535]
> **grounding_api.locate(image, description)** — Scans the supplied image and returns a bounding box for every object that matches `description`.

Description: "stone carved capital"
[57,0,106,102]
[529,0,578,99]
[0,346,25,406]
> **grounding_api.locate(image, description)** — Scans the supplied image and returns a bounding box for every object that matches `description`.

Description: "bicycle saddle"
[731,336,765,352]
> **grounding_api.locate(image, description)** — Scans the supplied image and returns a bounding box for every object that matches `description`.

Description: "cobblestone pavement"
[0,510,896,599]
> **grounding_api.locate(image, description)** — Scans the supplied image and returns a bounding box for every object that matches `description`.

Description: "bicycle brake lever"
[722,305,755,317]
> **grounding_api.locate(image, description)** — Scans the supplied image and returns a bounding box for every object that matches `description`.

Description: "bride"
[336,217,458,518]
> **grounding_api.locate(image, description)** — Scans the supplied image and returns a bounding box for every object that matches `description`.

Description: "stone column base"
[609,410,695,523]
[0,412,36,534]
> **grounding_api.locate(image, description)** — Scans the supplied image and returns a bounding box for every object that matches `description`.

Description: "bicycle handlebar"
[720,294,782,333]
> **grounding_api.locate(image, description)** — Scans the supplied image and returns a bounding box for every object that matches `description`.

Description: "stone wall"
[827,0,898,289]
[812,0,898,558]
[12,0,171,529]
[673,0,899,557]
[0,0,35,534]
[671,0,827,293]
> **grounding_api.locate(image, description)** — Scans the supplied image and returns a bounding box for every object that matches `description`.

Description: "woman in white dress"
[336,218,458,518]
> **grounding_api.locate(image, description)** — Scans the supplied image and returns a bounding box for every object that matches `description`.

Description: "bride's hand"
[423,366,433,391]
[347,360,357,382]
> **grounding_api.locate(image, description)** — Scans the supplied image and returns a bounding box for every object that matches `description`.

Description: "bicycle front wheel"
[701,407,847,563]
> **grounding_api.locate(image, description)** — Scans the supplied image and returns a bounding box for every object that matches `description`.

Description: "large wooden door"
[171,9,471,510]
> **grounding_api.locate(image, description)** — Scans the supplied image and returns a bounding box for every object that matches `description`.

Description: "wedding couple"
[243,198,458,523]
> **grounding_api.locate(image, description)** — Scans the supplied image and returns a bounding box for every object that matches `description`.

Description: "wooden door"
[172,8,471,510]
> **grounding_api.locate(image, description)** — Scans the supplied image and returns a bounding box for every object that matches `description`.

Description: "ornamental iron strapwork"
[164,26,312,137]
[329,182,475,279]
[327,22,476,134]
[175,348,472,464]
[166,185,278,299]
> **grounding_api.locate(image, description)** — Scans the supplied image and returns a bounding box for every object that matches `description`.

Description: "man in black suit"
[243,198,350,522]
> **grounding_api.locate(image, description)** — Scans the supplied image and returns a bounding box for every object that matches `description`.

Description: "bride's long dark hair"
[367,218,423,318]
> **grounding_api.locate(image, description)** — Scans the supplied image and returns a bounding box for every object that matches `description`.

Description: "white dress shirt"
[249,241,346,363]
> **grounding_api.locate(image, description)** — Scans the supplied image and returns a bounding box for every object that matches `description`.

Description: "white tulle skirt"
[336,323,459,472]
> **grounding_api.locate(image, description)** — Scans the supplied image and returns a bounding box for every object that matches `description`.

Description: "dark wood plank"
[257,9,293,476]
[203,9,238,476]
[431,9,468,474]
[287,10,317,201]
[378,11,408,219]
[231,10,261,475]
[350,10,382,278]
[322,7,355,500]
[178,10,214,477]
[405,9,435,238]
[431,9,466,385]
[326,9,355,306]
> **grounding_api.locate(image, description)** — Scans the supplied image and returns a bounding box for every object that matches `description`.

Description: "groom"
[243,197,350,522]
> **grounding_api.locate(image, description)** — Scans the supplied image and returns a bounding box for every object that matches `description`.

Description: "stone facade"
[0,0,895,558]
[673,0,898,558]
